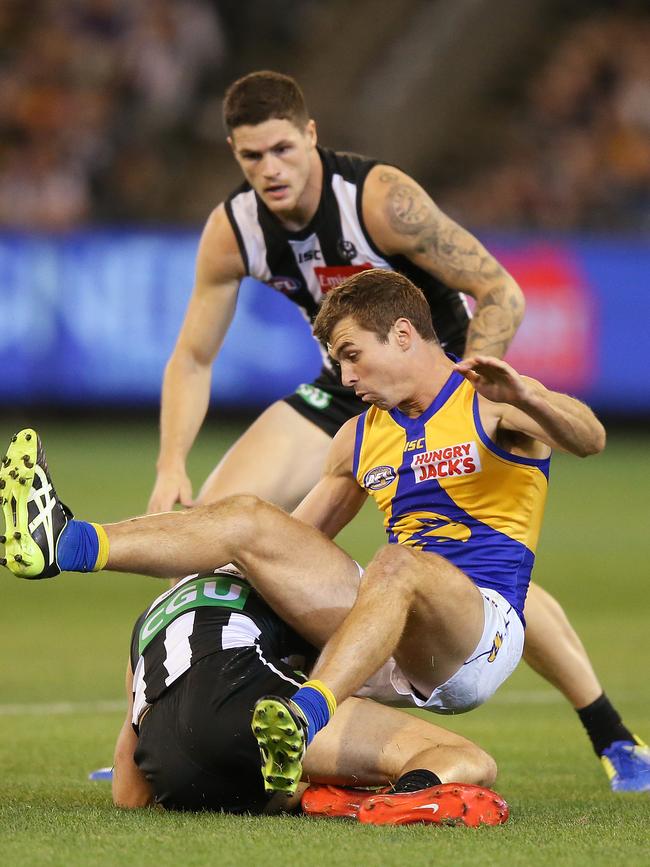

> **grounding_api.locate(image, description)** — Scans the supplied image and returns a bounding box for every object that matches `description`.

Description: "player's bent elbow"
[112,774,155,809]
[592,423,607,455]
[579,422,606,457]
[112,791,153,810]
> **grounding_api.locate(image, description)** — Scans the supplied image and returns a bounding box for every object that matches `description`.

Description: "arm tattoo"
[383,180,434,236]
[379,173,524,357]
[415,227,524,357]
[465,285,525,358]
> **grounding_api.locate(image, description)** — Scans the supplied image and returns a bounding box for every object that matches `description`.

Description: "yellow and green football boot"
[251,696,307,796]
[0,428,72,579]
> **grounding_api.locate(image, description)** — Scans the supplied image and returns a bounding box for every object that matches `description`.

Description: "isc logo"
[405,438,425,452]
[297,249,322,263]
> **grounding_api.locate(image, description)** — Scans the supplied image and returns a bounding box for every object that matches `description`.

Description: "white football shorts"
[357,587,525,714]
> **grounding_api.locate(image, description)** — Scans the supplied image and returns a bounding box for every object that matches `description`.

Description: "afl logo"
[268,275,302,294]
[337,239,357,261]
[363,465,396,491]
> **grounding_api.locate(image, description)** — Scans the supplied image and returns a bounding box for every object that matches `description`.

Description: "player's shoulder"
[329,413,364,464]
[364,162,419,195]
[202,202,236,242]
[196,202,245,284]
[320,146,378,181]
[335,412,364,442]
[361,163,434,252]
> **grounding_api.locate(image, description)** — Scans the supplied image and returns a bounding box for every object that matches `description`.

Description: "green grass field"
[1,419,649,866]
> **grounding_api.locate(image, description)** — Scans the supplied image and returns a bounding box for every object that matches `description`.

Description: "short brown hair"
[223,71,309,132]
[313,269,438,345]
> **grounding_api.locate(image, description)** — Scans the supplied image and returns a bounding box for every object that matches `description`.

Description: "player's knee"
[365,544,420,594]
[202,493,267,540]
[217,492,266,515]
[474,748,498,787]
[370,543,418,573]
[368,544,448,594]
[457,742,497,787]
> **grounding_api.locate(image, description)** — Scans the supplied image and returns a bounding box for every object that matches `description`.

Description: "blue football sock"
[291,686,332,745]
[57,520,100,572]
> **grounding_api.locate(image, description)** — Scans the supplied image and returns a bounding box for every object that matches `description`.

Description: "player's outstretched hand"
[454,356,531,407]
[147,469,194,514]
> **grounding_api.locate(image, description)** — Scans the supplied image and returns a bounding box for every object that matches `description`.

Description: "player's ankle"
[57,520,109,572]
[291,680,337,745]
[576,692,635,756]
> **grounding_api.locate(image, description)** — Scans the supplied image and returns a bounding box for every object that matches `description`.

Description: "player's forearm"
[464,273,525,359]
[515,386,606,457]
[156,352,213,471]
[112,719,154,809]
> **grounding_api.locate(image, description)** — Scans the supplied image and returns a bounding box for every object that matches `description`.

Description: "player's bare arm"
[292,415,367,537]
[455,355,606,458]
[148,206,245,513]
[112,661,154,809]
[363,166,525,358]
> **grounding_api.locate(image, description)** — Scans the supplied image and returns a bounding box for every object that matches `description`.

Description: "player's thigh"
[197,401,332,510]
[380,547,485,691]
[302,696,476,786]
[226,497,362,648]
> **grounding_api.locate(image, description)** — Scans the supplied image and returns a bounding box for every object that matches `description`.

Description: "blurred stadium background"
[1,1,649,864]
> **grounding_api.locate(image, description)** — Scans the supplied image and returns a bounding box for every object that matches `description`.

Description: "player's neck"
[275,150,323,232]
[395,352,456,417]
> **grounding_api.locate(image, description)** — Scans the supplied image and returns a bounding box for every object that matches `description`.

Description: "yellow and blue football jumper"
[352,369,550,622]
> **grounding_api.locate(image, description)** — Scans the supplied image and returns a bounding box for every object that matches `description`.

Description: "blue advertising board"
[0,230,648,413]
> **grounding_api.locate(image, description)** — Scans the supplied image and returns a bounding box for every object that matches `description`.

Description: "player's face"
[329,317,409,410]
[229,118,318,217]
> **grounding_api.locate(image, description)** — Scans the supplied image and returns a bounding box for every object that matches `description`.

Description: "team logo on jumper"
[296,383,332,410]
[337,238,357,261]
[138,576,250,653]
[391,511,471,546]
[268,275,302,294]
[487,632,503,663]
[411,441,481,483]
[315,263,373,294]
[363,465,397,491]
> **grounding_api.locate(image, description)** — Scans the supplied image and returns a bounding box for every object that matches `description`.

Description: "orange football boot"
[301,784,390,819]
[357,783,509,827]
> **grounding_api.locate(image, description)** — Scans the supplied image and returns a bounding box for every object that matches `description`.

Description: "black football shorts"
[284,366,365,438]
[134,647,305,813]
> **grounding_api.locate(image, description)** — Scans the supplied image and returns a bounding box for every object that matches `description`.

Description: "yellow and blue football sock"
[290,679,337,744]
[57,521,109,573]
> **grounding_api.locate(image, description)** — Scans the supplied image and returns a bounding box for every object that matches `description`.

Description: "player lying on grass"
[1,274,649,796]
[110,562,507,825]
[0,428,506,825]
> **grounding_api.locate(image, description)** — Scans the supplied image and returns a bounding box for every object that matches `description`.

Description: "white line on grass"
[0,689,639,717]
[0,690,567,717]
[0,700,125,716]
